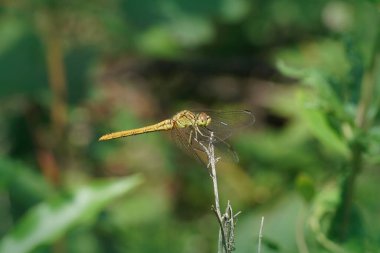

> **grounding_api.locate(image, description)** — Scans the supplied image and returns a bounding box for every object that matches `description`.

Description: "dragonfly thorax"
[173,110,211,128]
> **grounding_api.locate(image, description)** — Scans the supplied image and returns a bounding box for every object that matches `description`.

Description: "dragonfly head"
[197,112,211,126]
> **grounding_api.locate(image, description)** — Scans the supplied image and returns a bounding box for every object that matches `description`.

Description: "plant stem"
[258,217,264,253]
[45,28,68,141]
[200,133,230,253]
[334,143,362,241]
[208,141,229,253]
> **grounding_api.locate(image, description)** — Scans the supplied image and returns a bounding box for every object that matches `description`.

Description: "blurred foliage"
[0,0,379,253]
[0,174,142,253]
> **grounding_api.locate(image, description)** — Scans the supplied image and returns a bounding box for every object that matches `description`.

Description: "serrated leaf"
[0,174,143,253]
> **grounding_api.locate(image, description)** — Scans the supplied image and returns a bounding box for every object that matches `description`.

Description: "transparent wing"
[197,125,239,162]
[193,110,255,141]
[171,125,209,166]
[171,124,239,167]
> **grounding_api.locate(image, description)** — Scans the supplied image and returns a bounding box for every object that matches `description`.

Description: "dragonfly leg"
[196,126,215,143]
[188,129,194,146]
[194,126,201,140]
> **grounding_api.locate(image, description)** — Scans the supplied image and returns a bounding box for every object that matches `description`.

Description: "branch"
[199,132,239,253]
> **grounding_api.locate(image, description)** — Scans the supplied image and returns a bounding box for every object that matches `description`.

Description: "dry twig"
[199,132,240,253]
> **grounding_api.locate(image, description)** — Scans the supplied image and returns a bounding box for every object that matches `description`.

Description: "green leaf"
[0,28,48,97]
[0,174,143,253]
[308,183,345,253]
[220,0,250,22]
[277,60,343,110]
[0,157,53,200]
[298,92,349,158]
[295,173,316,202]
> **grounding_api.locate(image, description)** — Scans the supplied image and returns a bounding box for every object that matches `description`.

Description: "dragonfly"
[99,110,254,165]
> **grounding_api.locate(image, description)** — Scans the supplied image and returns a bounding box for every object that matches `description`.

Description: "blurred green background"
[0,0,379,252]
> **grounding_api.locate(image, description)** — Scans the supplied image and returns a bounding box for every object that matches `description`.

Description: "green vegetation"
[0,0,379,252]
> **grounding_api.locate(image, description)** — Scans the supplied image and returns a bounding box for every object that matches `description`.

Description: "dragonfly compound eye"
[198,112,211,126]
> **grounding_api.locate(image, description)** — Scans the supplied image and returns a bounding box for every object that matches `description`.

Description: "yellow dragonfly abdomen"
[99,119,174,141]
